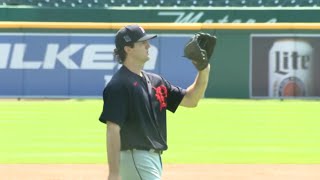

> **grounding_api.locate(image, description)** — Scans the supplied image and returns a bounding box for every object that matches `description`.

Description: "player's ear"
[124,45,132,54]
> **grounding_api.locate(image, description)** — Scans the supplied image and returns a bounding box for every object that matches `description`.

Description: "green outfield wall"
[1,7,320,98]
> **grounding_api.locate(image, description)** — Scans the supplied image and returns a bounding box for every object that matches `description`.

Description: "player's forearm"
[107,122,121,177]
[191,64,210,101]
[182,64,210,107]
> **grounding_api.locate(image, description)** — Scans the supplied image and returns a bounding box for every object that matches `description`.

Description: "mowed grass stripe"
[0,100,105,163]
[1,99,320,164]
[165,99,320,164]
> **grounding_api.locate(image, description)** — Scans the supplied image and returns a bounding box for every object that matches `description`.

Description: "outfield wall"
[0,32,197,98]
[1,6,320,99]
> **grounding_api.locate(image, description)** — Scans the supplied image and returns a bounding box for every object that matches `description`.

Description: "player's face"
[131,40,151,63]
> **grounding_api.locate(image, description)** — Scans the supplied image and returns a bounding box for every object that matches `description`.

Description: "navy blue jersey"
[99,66,186,151]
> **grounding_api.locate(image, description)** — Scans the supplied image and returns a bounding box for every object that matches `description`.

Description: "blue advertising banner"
[0,33,196,98]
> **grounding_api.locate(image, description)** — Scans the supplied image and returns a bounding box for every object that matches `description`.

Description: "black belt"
[148,149,163,154]
[124,149,163,154]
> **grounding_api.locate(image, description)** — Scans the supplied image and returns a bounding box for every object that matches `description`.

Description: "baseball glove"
[184,32,217,71]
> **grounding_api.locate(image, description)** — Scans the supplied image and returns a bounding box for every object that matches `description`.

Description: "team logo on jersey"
[153,85,167,111]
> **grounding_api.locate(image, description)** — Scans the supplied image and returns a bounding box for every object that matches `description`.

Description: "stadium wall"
[1,7,320,23]
[1,7,320,99]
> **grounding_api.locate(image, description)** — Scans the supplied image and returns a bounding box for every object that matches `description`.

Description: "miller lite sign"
[251,34,320,98]
[268,39,314,97]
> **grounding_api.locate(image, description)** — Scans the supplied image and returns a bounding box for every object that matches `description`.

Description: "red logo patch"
[153,85,168,111]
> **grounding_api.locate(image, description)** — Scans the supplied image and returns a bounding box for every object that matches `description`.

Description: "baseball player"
[99,24,216,180]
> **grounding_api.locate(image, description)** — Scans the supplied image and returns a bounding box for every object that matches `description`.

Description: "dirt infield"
[0,164,320,180]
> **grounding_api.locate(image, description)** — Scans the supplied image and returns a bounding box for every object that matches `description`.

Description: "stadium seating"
[1,0,320,8]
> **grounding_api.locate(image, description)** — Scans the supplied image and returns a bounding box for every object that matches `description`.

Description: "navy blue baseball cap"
[115,24,157,49]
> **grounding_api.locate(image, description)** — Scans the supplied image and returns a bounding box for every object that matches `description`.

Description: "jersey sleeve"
[163,78,186,113]
[99,81,128,127]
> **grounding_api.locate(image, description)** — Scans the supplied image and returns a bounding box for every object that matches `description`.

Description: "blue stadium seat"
[300,0,319,6]
[264,0,280,7]
[158,0,174,6]
[282,0,298,7]
[228,0,246,7]
[202,0,224,7]
[246,0,264,7]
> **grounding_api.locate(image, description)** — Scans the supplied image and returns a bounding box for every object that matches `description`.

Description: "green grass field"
[0,99,320,164]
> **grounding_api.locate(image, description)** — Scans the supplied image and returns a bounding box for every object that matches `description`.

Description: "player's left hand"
[184,32,217,71]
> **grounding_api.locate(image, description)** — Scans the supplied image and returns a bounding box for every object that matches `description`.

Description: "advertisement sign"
[0,33,196,98]
[251,34,320,98]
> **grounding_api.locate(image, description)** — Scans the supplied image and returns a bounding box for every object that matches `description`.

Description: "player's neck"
[123,59,144,76]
